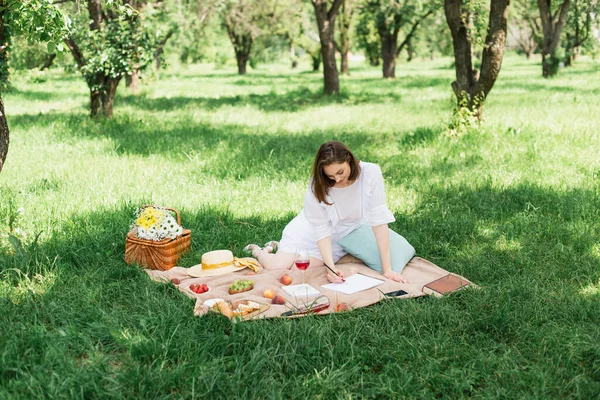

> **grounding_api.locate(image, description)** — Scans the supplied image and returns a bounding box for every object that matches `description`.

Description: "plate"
[228,283,254,295]
[204,298,225,307]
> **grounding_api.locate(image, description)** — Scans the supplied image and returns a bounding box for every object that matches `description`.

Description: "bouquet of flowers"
[131,206,183,241]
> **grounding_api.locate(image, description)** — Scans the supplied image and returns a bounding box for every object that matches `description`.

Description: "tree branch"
[396,9,433,57]
[327,0,345,23]
[64,37,86,68]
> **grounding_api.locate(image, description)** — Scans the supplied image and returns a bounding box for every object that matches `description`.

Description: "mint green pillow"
[338,225,415,273]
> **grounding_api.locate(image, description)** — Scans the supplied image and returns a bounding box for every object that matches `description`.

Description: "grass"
[1,52,600,398]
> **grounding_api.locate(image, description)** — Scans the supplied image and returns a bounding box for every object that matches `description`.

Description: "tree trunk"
[0,13,8,175]
[91,90,102,118]
[311,54,321,71]
[40,53,57,70]
[406,38,414,62]
[338,0,352,75]
[312,0,344,95]
[290,42,298,69]
[0,94,8,175]
[126,67,140,94]
[236,51,249,75]
[444,0,511,119]
[101,77,121,118]
[341,52,349,74]
[538,0,571,78]
[381,33,398,78]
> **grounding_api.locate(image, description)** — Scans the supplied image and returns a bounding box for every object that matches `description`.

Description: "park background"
[1,1,600,398]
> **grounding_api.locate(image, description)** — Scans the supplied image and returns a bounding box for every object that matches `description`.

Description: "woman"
[245,141,408,284]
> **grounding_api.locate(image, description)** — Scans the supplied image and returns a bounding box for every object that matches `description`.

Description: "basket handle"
[140,204,181,225]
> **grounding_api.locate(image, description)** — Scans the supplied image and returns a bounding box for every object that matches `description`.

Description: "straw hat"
[188,250,260,277]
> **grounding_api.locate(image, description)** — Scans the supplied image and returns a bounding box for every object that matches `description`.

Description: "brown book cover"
[423,274,469,295]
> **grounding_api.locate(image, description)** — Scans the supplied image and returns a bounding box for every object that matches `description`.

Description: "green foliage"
[68,5,155,91]
[444,93,481,138]
[355,15,381,66]
[564,0,600,60]
[2,0,70,50]
[0,0,69,89]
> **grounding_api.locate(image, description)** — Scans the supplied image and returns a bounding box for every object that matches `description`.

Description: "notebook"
[423,274,469,296]
[321,273,385,295]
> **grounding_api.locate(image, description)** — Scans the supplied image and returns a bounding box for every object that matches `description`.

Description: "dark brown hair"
[311,141,360,204]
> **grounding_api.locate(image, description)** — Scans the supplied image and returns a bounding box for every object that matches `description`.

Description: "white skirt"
[278,210,350,263]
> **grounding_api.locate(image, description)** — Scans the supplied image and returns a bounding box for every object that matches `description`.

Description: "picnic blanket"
[146,255,473,319]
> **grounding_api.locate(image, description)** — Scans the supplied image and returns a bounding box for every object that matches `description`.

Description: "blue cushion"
[338,224,415,273]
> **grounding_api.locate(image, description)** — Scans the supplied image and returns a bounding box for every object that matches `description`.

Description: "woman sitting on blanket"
[244,140,409,285]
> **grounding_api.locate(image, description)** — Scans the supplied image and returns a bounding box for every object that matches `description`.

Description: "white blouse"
[278,161,396,261]
[303,161,396,242]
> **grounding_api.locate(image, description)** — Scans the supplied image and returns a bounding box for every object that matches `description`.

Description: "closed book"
[423,274,469,296]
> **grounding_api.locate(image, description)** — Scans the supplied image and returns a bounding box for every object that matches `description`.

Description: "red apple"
[280,274,292,285]
[272,295,286,305]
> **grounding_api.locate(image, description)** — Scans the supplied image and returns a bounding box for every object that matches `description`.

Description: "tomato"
[190,283,209,294]
[190,283,202,294]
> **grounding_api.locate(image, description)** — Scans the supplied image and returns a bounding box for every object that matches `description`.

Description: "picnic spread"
[125,205,474,320]
[145,253,474,320]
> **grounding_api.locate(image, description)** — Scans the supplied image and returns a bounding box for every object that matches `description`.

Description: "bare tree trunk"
[311,54,321,71]
[236,51,249,75]
[312,0,344,95]
[126,67,140,94]
[154,26,176,78]
[338,0,352,75]
[538,0,571,77]
[445,0,511,119]
[101,77,121,118]
[91,91,102,117]
[0,13,9,175]
[406,37,414,62]
[0,95,8,175]
[381,33,397,78]
[290,42,298,69]
[40,53,57,70]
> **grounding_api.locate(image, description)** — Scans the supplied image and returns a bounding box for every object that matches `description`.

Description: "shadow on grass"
[8,111,444,182]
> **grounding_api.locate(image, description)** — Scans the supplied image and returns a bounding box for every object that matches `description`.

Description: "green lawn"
[1,53,600,398]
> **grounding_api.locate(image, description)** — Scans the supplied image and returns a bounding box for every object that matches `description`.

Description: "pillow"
[338,224,415,274]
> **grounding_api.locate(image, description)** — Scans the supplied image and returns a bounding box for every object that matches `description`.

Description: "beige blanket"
[145,256,473,320]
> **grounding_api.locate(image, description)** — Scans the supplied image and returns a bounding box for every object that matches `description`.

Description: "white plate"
[203,298,225,307]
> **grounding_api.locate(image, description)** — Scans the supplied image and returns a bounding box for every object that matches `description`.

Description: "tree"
[336,0,355,74]
[0,0,69,175]
[444,0,511,119]
[311,0,344,94]
[564,0,599,66]
[537,0,571,77]
[358,0,435,79]
[355,13,381,66]
[509,0,541,59]
[219,0,284,75]
[295,2,323,71]
[64,0,156,117]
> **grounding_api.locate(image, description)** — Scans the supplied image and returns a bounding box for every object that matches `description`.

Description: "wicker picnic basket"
[125,205,191,271]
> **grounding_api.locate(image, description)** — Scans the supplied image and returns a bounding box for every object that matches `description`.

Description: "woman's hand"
[326,268,345,283]
[383,270,409,284]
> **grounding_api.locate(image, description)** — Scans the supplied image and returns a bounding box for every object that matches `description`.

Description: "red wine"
[295,261,310,270]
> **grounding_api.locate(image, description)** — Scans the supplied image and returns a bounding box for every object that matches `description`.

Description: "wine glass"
[295,249,310,284]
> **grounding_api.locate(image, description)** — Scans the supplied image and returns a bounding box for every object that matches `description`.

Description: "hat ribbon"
[202,257,260,272]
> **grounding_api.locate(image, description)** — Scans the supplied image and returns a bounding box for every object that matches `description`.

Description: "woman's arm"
[317,236,345,283]
[372,224,408,283]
